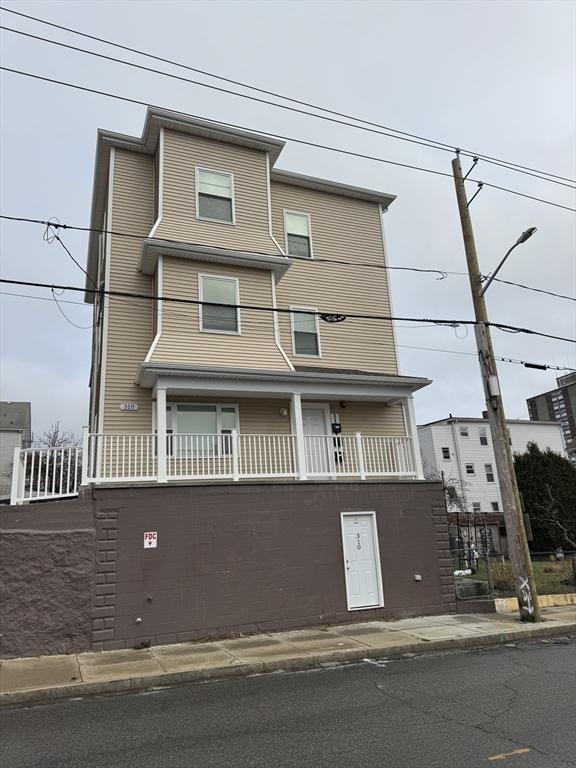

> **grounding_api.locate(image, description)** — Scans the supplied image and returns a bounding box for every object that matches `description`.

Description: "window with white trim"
[441,447,450,460]
[485,463,495,482]
[197,168,234,223]
[491,502,499,511]
[291,307,320,356]
[168,404,238,456]
[479,428,488,445]
[200,275,239,333]
[285,211,312,258]
[460,426,469,438]
[472,502,481,513]
[465,463,475,475]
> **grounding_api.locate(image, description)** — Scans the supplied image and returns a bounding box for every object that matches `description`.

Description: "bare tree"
[530,484,576,550]
[422,462,468,514]
[34,422,80,449]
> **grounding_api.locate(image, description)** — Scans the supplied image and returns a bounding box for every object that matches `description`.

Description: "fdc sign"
[144,531,158,549]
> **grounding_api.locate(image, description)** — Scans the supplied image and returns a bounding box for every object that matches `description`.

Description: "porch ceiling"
[137,362,431,401]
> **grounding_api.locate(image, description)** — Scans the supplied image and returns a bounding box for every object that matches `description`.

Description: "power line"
[42,218,97,289]
[1,6,574,187]
[490,277,576,303]
[3,23,575,194]
[49,287,91,329]
[1,277,574,344]
[397,343,575,372]
[3,214,573,302]
[1,66,575,215]
[3,289,573,370]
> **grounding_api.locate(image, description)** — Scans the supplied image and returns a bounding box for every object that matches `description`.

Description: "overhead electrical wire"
[2,214,573,303]
[1,6,574,187]
[2,289,573,371]
[1,66,575,214]
[1,277,574,344]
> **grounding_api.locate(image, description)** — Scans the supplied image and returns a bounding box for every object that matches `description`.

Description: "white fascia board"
[138,238,292,279]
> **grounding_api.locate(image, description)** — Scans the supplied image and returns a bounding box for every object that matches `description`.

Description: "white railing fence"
[10,445,82,504]
[10,431,417,503]
[303,434,415,478]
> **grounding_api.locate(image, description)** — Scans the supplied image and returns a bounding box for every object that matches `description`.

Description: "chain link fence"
[489,551,576,598]
[451,549,576,600]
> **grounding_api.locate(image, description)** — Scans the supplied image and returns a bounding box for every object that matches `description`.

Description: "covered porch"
[10,366,429,503]
[85,364,427,485]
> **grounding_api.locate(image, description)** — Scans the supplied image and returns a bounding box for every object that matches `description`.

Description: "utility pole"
[451,154,540,621]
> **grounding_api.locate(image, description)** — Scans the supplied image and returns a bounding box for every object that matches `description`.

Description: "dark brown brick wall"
[91,481,454,650]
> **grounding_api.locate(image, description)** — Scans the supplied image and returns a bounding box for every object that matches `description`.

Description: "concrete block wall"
[1,480,455,657]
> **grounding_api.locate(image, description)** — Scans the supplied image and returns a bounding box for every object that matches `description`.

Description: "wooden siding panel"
[103,149,155,433]
[271,182,397,374]
[154,130,281,255]
[151,257,291,370]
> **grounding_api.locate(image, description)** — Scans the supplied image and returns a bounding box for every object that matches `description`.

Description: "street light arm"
[480,243,518,296]
[480,227,537,297]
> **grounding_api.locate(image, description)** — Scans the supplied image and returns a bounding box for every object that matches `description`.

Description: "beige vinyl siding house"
[80,108,429,487]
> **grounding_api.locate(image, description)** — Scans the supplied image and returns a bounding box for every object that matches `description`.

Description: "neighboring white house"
[417,416,566,553]
[0,402,31,502]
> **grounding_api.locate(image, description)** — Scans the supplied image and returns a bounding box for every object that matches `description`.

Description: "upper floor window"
[284,211,312,258]
[459,426,469,438]
[491,502,499,511]
[465,463,475,475]
[291,307,320,356]
[472,502,481,513]
[441,447,450,460]
[199,275,239,334]
[479,428,488,446]
[196,168,234,223]
[485,463,495,482]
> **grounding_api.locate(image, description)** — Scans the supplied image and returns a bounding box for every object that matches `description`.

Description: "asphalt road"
[2,637,575,768]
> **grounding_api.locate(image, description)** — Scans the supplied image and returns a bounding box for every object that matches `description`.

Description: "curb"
[2,621,575,708]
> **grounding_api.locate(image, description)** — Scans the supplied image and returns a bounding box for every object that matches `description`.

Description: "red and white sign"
[144,531,158,549]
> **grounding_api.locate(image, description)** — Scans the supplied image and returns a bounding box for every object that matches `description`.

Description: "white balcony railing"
[10,432,417,503]
[9,446,82,504]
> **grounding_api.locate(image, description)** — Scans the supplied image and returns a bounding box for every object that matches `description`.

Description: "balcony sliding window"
[291,307,320,356]
[284,211,312,258]
[199,275,239,334]
[196,168,234,223]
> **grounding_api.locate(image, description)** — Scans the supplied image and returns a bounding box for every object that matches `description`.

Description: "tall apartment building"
[527,372,576,465]
[418,415,565,552]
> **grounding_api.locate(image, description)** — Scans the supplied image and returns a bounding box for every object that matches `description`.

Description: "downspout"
[266,151,294,371]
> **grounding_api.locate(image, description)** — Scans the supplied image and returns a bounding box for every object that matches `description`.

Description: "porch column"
[403,396,424,479]
[156,387,167,483]
[291,392,307,480]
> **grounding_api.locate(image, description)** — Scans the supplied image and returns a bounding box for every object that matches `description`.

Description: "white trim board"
[195,166,236,226]
[97,147,114,435]
[198,272,241,335]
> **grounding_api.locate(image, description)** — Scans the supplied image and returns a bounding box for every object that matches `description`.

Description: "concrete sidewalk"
[2,606,574,707]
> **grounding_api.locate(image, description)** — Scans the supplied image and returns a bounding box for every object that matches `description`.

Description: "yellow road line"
[488,748,531,761]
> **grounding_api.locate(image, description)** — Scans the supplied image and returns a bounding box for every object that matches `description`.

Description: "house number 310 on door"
[356,533,362,550]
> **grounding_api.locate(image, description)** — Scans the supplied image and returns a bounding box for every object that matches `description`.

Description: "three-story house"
[84,108,428,485]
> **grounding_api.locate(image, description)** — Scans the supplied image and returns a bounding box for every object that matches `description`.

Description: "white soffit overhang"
[139,239,293,279]
[137,363,431,400]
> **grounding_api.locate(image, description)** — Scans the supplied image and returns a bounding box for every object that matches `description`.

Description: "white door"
[302,406,331,475]
[341,513,382,609]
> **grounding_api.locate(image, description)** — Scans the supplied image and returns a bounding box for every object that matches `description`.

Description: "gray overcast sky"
[1,0,575,438]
